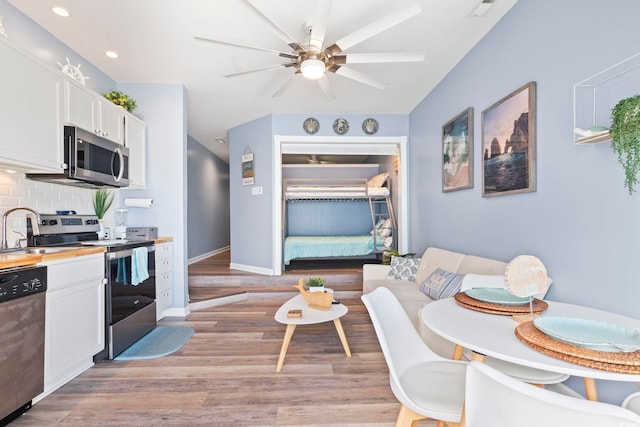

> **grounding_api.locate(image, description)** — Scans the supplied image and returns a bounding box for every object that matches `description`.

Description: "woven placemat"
[515,321,640,374]
[454,292,548,315]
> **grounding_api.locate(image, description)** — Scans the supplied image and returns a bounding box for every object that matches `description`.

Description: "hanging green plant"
[93,189,114,219]
[610,94,640,194]
[103,90,137,112]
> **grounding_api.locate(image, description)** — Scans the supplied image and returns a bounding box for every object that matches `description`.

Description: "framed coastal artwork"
[442,107,474,192]
[481,81,537,197]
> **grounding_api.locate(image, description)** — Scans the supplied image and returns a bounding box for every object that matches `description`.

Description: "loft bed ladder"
[369,195,397,252]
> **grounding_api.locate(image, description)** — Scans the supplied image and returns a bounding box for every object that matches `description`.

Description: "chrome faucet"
[1,207,41,250]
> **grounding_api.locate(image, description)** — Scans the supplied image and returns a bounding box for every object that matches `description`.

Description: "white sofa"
[363,246,521,358]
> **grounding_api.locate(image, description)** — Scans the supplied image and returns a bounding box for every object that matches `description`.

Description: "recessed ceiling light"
[51,7,70,17]
[471,0,496,17]
[105,51,119,59]
[214,138,226,144]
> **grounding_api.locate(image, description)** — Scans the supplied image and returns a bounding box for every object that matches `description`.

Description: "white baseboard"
[190,293,248,311]
[229,262,274,276]
[188,246,230,265]
[161,306,190,318]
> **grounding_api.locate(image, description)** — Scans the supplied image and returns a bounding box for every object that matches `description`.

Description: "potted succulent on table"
[610,94,640,194]
[93,188,114,239]
[306,276,326,293]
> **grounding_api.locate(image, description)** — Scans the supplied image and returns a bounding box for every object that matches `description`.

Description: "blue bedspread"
[284,235,377,264]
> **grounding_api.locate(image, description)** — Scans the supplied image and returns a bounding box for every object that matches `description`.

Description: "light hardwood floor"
[13,252,439,426]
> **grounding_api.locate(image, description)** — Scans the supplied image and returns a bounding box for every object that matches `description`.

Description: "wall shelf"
[573,52,640,145]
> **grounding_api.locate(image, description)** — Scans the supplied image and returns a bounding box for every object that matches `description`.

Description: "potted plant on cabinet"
[93,189,114,239]
[103,90,137,112]
[610,94,640,194]
[306,276,326,293]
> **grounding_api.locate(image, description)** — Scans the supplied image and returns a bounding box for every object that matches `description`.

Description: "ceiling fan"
[195,0,424,100]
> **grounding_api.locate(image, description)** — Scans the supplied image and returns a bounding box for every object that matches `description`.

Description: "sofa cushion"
[363,280,434,328]
[419,268,465,300]
[457,255,508,275]
[415,247,466,286]
[388,256,420,282]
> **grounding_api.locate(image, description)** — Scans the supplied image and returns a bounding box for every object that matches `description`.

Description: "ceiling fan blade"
[333,66,386,90]
[224,64,289,78]
[309,0,333,50]
[195,36,297,59]
[334,52,425,64]
[317,76,335,100]
[273,78,295,97]
[326,3,421,55]
[244,0,308,51]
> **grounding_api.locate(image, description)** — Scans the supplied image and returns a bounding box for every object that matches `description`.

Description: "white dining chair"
[623,391,640,415]
[361,287,466,427]
[463,361,640,427]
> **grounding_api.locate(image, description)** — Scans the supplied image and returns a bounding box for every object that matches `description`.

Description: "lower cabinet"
[42,253,105,397]
[155,242,173,320]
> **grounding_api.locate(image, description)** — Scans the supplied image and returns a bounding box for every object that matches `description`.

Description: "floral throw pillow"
[419,268,465,300]
[387,256,421,282]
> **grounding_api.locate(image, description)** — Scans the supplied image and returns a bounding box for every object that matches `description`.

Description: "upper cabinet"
[0,38,64,172]
[64,81,125,145]
[124,115,147,189]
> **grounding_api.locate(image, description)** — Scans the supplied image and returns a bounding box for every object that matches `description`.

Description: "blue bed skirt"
[284,235,379,265]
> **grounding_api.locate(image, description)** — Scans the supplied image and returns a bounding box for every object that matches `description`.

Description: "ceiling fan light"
[300,59,325,80]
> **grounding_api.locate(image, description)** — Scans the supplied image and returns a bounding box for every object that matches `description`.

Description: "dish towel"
[131,247,149,286]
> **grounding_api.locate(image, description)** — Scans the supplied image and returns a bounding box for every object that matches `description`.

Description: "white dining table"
[421,298,640,401]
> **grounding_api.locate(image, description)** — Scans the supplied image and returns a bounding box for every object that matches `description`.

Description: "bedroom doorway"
[273,135,408,276]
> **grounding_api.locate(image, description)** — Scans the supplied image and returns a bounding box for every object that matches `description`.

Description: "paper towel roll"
[124,198,153,208]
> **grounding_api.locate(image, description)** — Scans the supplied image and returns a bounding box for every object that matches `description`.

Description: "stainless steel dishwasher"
[0,265,47,425]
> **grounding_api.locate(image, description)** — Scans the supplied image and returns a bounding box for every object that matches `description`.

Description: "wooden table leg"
[333,318,352,357]
[470,352,486,362]
[584,377,598,401]
[276,324,296,372]
[452,344,464,361]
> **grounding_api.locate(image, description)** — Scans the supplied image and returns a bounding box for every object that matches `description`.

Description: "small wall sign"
[242,153,254,186]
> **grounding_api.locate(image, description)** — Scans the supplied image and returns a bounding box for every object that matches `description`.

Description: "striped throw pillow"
[420,268,465,300]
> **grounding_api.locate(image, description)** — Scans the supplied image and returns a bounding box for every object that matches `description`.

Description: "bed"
[282,173,395,265]
[283,235,387,265]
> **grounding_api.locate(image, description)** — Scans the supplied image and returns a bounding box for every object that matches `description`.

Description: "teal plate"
[534,316,640,353]
[464,288,530,306]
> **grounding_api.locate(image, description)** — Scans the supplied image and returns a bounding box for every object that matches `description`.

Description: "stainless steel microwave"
[27,126,129,188]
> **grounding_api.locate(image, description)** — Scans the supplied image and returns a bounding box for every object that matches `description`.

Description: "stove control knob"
[47,219,58,225]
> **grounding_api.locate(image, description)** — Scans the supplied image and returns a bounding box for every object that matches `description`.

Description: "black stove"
[27,214,154,251]
[28,213,158,361]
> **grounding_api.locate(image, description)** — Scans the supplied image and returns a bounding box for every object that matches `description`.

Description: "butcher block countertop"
[0,246,106,269]
[154,236,173,244]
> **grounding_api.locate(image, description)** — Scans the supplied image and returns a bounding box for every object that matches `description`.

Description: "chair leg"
[395,405,426,427]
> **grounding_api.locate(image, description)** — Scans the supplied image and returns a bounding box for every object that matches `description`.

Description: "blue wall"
[187,135,230,258]
[409,0,640,403]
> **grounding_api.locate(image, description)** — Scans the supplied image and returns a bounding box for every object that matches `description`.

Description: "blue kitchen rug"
[115,326,195,361]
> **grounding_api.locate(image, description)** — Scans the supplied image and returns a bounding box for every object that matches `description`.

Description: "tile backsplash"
[0,171,116,248]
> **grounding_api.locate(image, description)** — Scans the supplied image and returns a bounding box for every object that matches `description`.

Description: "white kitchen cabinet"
[64,80,125,145]
[42,253,105,396]
[155,242,173,320]
[0,38,64,172]
[124,115,147,189]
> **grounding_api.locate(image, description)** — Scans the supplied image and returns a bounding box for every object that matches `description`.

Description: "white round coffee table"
[274,290,351,372]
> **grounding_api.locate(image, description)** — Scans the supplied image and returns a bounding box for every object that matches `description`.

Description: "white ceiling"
[8,0,517,162]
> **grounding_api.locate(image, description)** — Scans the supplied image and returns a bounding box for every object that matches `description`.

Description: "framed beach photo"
[442,107,474,192]
[481,82,537,197]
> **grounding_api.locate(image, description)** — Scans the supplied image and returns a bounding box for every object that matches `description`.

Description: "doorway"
[273,135,408,275]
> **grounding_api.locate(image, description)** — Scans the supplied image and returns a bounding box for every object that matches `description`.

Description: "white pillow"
[367,172,389,188]
[377,218,392,237]
[460,274,507,292]
[387,256,421,282]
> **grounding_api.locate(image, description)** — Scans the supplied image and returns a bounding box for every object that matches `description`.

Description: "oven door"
[106,246,156,325]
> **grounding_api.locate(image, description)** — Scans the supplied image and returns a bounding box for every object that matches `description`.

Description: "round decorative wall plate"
[362,118,379,135]
[303,117,319,134]
[333,118,349,135]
